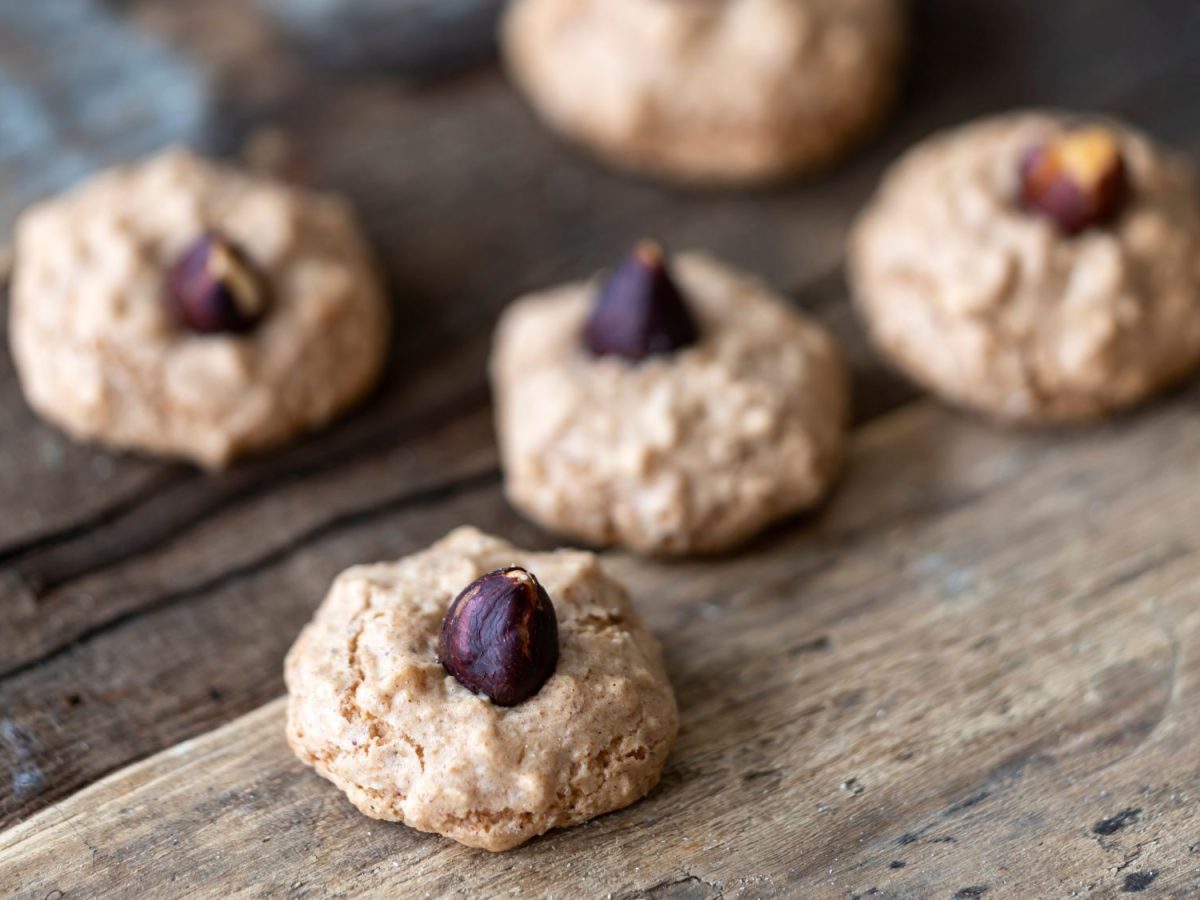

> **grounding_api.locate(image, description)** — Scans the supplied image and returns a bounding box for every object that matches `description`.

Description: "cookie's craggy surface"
[502,0,904,184]
[850,112,1200,423]
[10,148,389,467]
[492,253,849,555]
[285,527,678,852]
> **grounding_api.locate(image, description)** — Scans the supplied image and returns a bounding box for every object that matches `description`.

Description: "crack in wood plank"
[1,380,492,588]
[0,469,188,569]
[0,466,500,683]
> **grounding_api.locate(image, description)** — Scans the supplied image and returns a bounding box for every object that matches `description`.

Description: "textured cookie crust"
[502,0,904,185]
[285,527,678,852]
[849,112,1200,423]
[492,252,849,556]
[10,148,389,467]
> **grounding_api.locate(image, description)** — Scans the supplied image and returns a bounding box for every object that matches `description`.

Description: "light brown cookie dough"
[849,112,1200,423]
[502,0,905,185]
[9,147,389,467]
[491,252,849,555]
[285,527,678,852]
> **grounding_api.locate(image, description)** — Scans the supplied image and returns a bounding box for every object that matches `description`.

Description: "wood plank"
[7,393,1200,895]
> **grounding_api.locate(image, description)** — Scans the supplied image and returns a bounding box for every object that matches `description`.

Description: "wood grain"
[6,393,1200,897]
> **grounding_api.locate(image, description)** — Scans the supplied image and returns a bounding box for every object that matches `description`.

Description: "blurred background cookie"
[502,0,905,185]
[491,242,849,555]
[849,111,1200,423]
[10,148,390,467]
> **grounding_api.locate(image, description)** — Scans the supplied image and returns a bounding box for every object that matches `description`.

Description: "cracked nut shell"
[168,232,270,334]
[437,566,559,707]
[1019,127,1128,235]
[583,240,699,362]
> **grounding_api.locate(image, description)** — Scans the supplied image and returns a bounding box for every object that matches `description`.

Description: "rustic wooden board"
[4,2,1200,890]
[6,394,1200,896]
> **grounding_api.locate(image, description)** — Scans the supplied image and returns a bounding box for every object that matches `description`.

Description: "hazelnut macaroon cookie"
[9,147,389,467]
[491,242,849,556]
[502,0,905,185]
[849,112,1200,423]
[285,526,678,852]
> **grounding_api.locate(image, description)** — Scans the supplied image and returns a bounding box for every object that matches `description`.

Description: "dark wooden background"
[3,0,1200,895]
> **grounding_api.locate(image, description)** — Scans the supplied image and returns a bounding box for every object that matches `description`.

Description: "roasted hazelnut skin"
[168,233,270,334]
[437,566,559,707]
[584,240,699,362]
[1019,128,1128,235]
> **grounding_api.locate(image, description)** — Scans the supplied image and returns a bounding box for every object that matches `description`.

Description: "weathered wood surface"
[2,0,1200,893]
[7,394,1200,896]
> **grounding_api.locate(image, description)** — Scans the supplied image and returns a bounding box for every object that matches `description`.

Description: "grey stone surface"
[0,0,211,235]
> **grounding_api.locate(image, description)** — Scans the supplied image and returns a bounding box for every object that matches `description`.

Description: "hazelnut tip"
[583,239,699,362]
[437,566,559,707]
[168,232,270,334]
[1019,127,1128,235]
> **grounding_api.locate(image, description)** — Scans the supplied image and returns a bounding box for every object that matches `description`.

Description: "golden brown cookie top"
[285,527,679,852]
[502,0,905,183]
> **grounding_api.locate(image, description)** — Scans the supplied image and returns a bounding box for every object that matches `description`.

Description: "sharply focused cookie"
[502,0,905,185]
[285,526,678,852]
[9,147,389,467]
[849,112,1200,423]
[491,242,849,555]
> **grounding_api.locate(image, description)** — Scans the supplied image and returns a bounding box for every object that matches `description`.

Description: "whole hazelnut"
[583,240,699,362]
[1019,127,1128,235]
[437,566,559,707]
[168,233,270,334]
